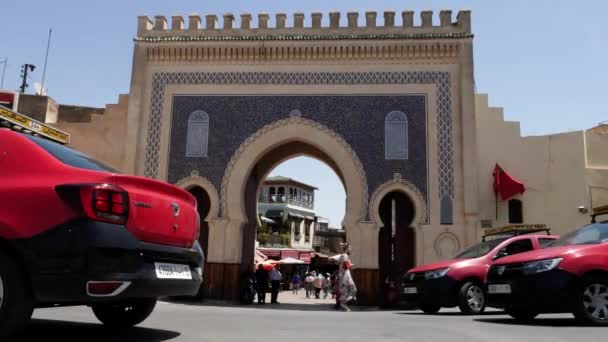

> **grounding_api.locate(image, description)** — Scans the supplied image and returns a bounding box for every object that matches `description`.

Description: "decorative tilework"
[144,71,454,222]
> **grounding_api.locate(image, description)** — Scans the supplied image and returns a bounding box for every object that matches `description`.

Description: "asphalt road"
[21,301,605,342]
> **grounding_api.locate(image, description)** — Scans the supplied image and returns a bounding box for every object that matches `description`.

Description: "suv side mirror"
[493,251,509,260]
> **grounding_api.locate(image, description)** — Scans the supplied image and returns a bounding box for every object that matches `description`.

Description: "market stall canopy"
[278,257,305,264]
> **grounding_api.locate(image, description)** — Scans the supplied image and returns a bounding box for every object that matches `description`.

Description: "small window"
[277,187,285,203]
[539,237,557,248]
[269,187,276,203]
[508,199,523,224]
[385,111,408,160]
[186,110,209,157]
[499,239,534,257]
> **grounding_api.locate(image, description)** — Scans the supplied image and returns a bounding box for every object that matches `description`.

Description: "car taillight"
[55,183,129,224]
[91,185,128,223]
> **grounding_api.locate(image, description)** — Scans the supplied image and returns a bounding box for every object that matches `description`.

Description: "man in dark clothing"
[255,264,269,304]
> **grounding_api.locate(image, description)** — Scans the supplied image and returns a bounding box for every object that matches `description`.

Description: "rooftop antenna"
[40,28,52,95]
[0,58,7,88]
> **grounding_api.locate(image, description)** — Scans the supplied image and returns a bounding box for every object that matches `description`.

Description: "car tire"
[419,303,441,314]
[457,281,486,315]
[0,251,34,340]
[573,275,608,326]
[92,298,157,328]
[505,307,538,323]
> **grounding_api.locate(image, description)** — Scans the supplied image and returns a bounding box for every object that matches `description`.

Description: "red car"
[487,221,608,325]
[0,129,204,338]
[401,231,558,314]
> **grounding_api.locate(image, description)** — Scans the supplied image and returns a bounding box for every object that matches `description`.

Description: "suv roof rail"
[0,104,70,144]
[482,224,550,241]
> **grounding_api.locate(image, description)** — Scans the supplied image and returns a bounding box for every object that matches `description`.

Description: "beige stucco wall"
[52,94,129,171]
[475,93,603,237]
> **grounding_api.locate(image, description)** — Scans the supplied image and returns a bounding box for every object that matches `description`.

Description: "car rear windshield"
[548,223,608,247]
[25,135,119,173]
[452,237,509,259]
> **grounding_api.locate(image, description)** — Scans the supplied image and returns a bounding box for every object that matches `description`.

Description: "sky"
[3,1,607,226]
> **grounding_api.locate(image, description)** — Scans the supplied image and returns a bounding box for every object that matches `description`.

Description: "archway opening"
[378,191,416,306]
[242,141,347,304]
[187,186,211,298]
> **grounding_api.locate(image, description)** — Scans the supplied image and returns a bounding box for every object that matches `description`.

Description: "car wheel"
[573,275,608,326]
[92,298,157,328]
[0,251,34,340]
[505,307,538,323]
[419,303,441,314]
[458,281,486,315]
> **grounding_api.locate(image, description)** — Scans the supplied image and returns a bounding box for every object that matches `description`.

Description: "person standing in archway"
[329,243,357,311]
[270,265,282,304]
[255,264,269,305]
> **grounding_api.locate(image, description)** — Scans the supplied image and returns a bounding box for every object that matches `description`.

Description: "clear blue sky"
[3,1,607,226]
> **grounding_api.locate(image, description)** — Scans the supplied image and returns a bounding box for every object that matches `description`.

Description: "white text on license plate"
[488,284,511,294]
[154,263,192,280]
[403,287,417,294]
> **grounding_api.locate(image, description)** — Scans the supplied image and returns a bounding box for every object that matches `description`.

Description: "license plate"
[488,284,511,294]
[154,263,192,280]
[403,287,417,294]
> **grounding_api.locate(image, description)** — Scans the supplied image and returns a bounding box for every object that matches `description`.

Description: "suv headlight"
[424,268,451,280]
[522,258,562,275]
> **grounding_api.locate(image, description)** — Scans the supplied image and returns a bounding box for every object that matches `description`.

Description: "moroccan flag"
[493,164,526,201]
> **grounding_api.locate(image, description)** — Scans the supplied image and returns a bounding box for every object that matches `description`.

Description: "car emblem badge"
[497,266,506,276]
[171,203,180,217]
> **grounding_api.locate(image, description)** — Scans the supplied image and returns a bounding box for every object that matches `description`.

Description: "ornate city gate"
[124,10,479,304]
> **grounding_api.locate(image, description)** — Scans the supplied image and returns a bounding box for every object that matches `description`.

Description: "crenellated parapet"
[136,10,472,41]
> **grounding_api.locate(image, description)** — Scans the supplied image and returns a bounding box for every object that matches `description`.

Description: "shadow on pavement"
[17,319,180,341]
[164,298,379,312]
[475,317,596,327]
[396,311,505,316]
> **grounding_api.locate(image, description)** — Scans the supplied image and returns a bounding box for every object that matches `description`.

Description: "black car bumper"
[13,218,204,305]
[486,266,577,313]
[401,274,460,308]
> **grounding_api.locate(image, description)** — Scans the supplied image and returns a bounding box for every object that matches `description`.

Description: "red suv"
[0,130,204,338]
[487,222,608,325]
[402,231,557,314]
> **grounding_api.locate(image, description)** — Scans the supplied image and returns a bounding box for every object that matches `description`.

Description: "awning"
[313,252,331,259]
[257,248,281,258]
[254,249,268,264]
[280,250,299,259]
[260,216,276,224]
[305,216,315,220]
[265,210,283,218]
[299,252,312,263]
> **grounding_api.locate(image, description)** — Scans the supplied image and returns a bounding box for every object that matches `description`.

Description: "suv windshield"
[549,223,608,247]
[452,237,509,259]
[25,135,119,173]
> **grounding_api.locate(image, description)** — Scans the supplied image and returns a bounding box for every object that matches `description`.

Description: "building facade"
[257,176,317,250]
[33,10,608,304]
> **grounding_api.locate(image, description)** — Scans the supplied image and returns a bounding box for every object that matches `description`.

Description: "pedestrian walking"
[322,273,331,299]
[255,264,269,304]
[313,272,323,299]
[329,243,358,311]
[270,265,282,304]
[305,272,315,298]
[291,273,301,294]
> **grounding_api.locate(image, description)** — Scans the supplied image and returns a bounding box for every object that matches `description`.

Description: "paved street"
[21,293,606,341]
